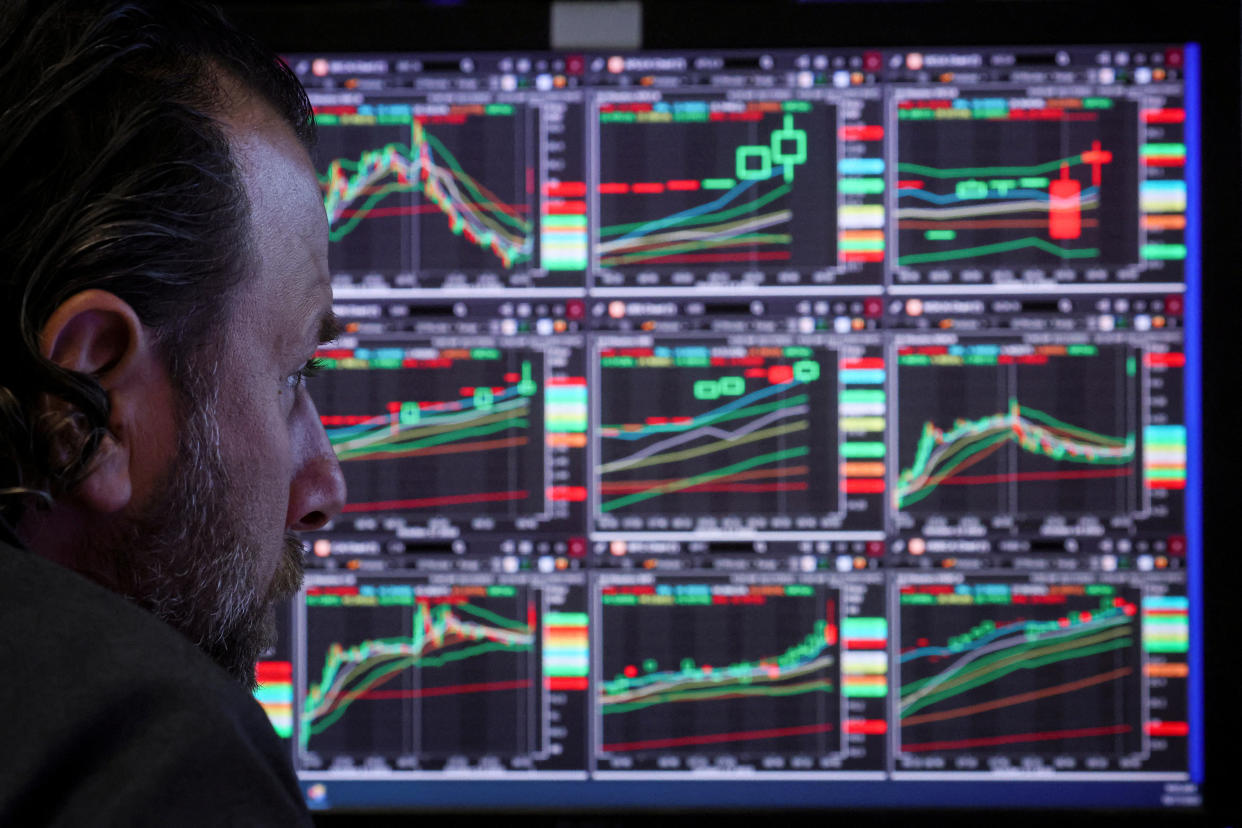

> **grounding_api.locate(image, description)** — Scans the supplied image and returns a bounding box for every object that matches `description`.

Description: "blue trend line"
[897,186,1099,205]
[325,383,525,440]
[604,379,804,441]
[614,167,784,244]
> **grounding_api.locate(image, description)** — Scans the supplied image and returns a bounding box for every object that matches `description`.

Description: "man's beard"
[100,358,304,691]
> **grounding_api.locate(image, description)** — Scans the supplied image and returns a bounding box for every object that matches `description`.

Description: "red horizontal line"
[902,723,1131,753]
[1144,352,1185,367]
[603,721,833,753]
[938,467,1133,486]
[544,181,586,197]
[256,661,292,683]
[616,251,792,265]
[546,677,589,691]
[900,219,1100,230]
[599,183,630,194]
[632,182,665,194]
[845,719,888,735]
[1145,721,1189,737]
[342,490,528,512]
[681,482,808,493]
[667,179,701,191]
[1142,108,1185,124]
[338,204,439,218]
[337,203,529,219]
[322,415,379,426]
[353,679,531,701]
[546,200,587,215]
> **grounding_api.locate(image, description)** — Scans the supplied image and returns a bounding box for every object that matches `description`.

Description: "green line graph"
[896,139,1118,268]
[897,398,1135,510]
[302,596,532,746]
[900,620,1132,718]
[320,117,532,267]
[601,445,810,513]
[897,236,1101,266]
[601,619,834,715]
[897,153,1086,179]
[596,108,826,269]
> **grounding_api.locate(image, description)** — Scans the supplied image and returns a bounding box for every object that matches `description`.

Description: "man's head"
[0,0,346,688]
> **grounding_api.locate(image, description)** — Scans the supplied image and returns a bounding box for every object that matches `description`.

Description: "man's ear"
[39,289,154,515]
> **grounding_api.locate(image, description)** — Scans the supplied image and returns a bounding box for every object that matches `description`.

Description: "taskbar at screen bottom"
[297,776,1202,812]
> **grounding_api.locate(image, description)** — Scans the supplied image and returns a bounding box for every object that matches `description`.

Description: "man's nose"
[287,396,347,530]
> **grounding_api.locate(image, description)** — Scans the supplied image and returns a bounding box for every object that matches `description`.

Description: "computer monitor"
[225,2,1236,820]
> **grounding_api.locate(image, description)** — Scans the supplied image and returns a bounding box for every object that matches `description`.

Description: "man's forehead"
[214,76,331,353]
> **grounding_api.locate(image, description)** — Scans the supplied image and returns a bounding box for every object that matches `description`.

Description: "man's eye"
[288,356,326,389]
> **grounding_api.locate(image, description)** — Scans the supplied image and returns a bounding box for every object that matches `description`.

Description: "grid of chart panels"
[264,43,1200,810]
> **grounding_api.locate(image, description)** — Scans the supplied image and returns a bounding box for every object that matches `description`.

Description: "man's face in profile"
[100,88,344,689]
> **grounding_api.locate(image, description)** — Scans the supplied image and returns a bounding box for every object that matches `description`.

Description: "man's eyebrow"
[317,311,342,344]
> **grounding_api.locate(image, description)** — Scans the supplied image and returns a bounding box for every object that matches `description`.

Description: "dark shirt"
[0,520,310,826]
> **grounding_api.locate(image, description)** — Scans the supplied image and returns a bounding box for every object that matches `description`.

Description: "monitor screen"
[257,40,1207,814]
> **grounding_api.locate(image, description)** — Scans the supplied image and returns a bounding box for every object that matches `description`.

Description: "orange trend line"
[901,666,1133,727]
[341,436,528,462]
[921,438,1004,489]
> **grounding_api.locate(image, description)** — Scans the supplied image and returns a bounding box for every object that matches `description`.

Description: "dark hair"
[0,0,314,523]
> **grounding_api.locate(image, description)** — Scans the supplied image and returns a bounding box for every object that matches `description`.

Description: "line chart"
[300,582,538,764]
[313,103,534,279]
[593,99,836,285]
[593,342,838,532]
[896,578,1143,766]
[896,398,1135,510]
[894,94,1139,278]
[597,581,841,760]
[309,346,546,522]
[895,341,1139,519]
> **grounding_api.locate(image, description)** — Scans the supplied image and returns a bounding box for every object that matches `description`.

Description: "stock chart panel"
[890,325,1186,554]
[306,301,587,552]
[889,76,1187,287]
[893,572,1190,775]
[589,53,885,293]
[297,572,588,773]
[296,54,586,293]
[591,333,886,537]
[593,572,886,773]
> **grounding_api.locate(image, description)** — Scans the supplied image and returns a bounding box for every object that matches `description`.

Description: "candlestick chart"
[314,104,534,281]
[895,341,1138,518]
[895,95,1139,272]
[300,582,539,765]
[593,343,838,531]
[597,582,841,761]
[896,579,1143,766]
[593,100,835,276]
[309,345,546,523]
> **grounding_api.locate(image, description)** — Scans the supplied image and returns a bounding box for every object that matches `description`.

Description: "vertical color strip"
[1182,40,1204,784]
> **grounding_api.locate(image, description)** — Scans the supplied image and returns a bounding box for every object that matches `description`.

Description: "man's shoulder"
[0,537,233,690]
[2,538,212,665]
[0,541,310,826]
